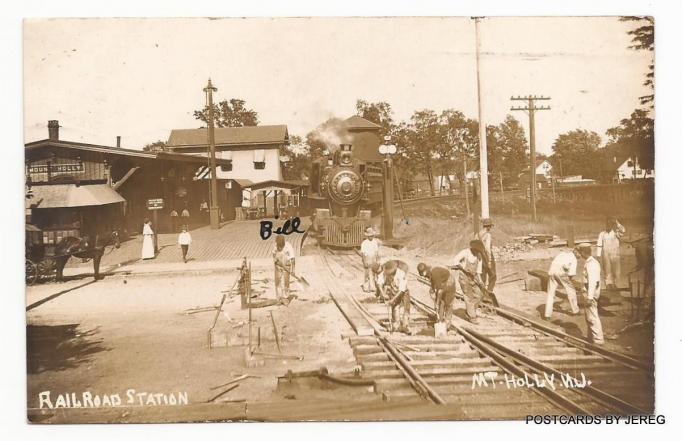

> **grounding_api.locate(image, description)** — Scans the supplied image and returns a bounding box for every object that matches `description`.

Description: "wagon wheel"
[26,259,38,286]
[37,258,55,280]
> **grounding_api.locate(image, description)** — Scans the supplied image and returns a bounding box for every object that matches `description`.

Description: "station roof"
[25,139,234,167]
[28,184,126,208]
[166,125,289,149]
[344,115,382,131]
[249,179,309,191]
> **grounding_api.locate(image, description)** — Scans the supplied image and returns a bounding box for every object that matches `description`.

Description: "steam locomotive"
[309,143,383,248]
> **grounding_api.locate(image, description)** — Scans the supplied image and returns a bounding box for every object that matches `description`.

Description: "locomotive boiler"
[309,143,383,248]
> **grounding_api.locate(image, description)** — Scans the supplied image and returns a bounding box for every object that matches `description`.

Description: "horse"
[54,230,121,281]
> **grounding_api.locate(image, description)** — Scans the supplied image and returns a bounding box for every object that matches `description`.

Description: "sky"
[23,17,652,155]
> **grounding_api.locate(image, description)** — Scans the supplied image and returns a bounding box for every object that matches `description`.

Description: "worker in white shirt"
[452,240,487,324]
[177,225,192,263]
[596,217,625,289]
[374,259,411,333]
[360,227,381,293]
[273,235,296,300]
[578,242,604,344]
[543,247,581,320]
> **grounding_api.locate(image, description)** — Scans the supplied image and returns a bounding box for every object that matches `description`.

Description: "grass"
[384,195,653,256]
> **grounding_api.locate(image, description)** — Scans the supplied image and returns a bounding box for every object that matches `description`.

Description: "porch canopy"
[28,184,125,208]
[249,179,308,195]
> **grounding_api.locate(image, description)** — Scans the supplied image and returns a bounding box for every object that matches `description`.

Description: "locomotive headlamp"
[379,144,397,155]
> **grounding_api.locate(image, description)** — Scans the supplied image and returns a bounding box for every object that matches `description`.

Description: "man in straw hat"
[543,245,582,320]
[360,226,381,293]
[577,242,604,344]
[273,235,296,300]
[452,239,488,324]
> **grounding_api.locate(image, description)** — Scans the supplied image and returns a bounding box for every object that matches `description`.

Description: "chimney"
[116,136,121,148]
[48,120,59,141]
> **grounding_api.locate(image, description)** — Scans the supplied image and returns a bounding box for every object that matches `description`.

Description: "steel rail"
[319,248,446,405]
[411,272,650,372]
[408,297,591,415]
[345,293,446,405]
[464,327,648,415]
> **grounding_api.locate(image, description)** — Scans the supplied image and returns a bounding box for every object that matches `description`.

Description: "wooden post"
[551,177,557,205]
[248,260,252,355]
[274,190,279,218]
[567,225,575,248]
[152,209,159,254]
[499,171,504,204]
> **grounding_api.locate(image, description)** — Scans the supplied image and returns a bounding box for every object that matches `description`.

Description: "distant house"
[519,171,549,190]
[166,125,289,183]
[616,157,655,181]
[557,175,597,186]
[166,125,308,219]
[535,159,553,178]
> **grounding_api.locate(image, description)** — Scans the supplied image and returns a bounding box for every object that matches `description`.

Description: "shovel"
[452,265,500,308]
[275,262,310,287]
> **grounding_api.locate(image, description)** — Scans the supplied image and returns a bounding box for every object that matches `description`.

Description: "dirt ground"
[26,269,360,420]
[25,195,655,422]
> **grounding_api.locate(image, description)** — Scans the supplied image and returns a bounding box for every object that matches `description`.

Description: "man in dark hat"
[477,218,497,293]
[418,262,457,324]
[577,242,604,344]
[452,239,487,324]
[374,259,411,333]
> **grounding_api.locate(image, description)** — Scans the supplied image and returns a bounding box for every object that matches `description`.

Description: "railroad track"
[319,249,654,417]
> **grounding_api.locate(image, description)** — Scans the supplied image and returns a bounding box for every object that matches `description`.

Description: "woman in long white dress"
[141,220,155,259]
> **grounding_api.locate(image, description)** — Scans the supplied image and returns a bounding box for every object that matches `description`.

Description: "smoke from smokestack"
[308,117,351,154]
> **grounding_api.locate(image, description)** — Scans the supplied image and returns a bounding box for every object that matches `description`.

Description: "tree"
[438,110,478,197]
[494,115,529,184]
[280,135,309,181]
[605,108,654,175]
[143,140,166,152]
[407,110,442,196]
[194,98,259,128]
[356,100,394,139]
[550,129,602,179]
[620,16,654,107]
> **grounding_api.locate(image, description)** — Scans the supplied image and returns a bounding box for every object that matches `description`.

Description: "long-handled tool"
[207,293,228,349]
[451,265,500,307]
[275,262,310,287]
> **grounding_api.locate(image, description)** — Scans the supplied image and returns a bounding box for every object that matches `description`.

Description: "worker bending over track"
[373,259,412,334]
[451,240,488,324]
[417,263,457,325]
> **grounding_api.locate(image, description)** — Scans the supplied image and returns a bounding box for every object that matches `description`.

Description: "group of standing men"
[543,217,626,345]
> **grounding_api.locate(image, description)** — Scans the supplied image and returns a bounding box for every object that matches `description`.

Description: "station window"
[220,161,233,172]
[254,161,265,170]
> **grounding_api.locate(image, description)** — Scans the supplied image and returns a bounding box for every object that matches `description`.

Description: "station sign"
[29,163,84,174]
[146,198,164,210]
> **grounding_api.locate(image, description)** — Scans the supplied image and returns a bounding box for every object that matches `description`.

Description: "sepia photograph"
[21,15,657,424]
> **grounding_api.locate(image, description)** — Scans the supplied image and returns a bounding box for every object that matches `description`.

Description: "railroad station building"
[24,121,235,242]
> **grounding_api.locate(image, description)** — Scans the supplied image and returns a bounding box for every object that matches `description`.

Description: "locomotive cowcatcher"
[309,143,383,248]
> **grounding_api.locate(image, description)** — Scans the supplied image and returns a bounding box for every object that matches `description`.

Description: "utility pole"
[204,79,220,229]
[474,17,490,219]
[511,95,551,222]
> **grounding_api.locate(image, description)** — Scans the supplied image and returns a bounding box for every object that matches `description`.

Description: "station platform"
[63,218,311,277]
